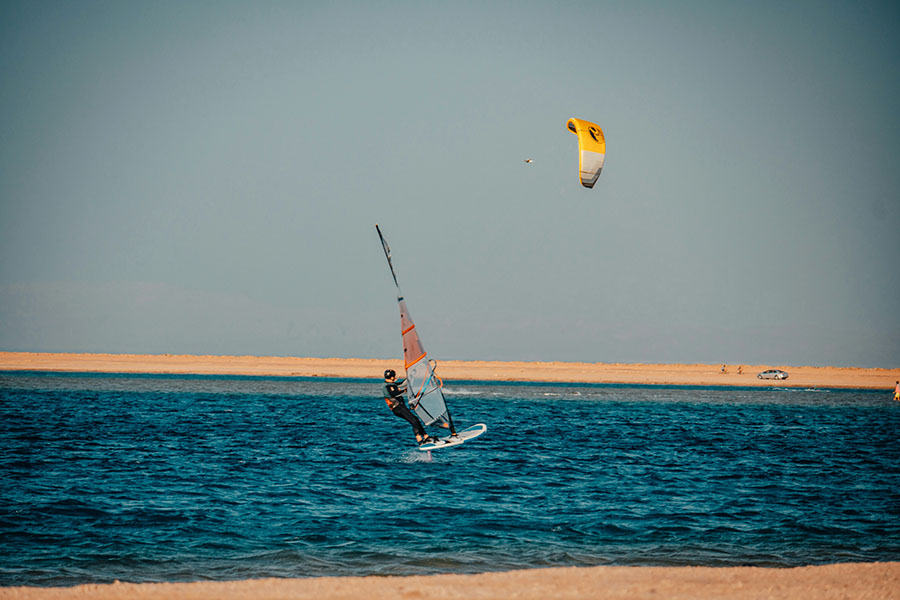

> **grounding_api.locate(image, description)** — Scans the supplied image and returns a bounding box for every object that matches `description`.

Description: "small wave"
[443,388,505,397]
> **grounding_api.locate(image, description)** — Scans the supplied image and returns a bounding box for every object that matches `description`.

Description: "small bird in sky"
[524,159,533,164]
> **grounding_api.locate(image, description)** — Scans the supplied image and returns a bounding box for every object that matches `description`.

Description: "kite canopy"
[566,118,605,188]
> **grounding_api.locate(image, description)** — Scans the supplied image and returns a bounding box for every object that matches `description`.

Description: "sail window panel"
[407,360,449,426]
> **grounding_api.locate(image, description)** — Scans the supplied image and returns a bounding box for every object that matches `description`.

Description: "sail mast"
[376,224,401,294]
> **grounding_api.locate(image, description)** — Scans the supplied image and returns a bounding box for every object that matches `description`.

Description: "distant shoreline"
[1,352,897,390]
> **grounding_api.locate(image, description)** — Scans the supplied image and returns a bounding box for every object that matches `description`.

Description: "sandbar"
[1,352,897,390]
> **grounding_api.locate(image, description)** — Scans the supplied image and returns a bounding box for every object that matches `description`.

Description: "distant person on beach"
[721,364,727,374]
[383,369,435,445]
[894,381,900,402]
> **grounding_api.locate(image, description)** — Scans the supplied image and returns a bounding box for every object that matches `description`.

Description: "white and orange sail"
[376,225,454,431]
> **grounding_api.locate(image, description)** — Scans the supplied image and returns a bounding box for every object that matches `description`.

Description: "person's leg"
[392,404,426,440]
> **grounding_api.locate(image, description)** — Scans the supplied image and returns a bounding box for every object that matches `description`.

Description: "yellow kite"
[566,118,605,188]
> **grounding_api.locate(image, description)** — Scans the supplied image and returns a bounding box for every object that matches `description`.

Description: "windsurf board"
[417,423,487,451]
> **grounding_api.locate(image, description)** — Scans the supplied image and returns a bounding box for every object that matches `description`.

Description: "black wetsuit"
[383,377,425,439]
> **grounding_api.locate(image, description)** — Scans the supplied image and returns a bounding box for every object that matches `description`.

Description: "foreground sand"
[2,563,899,600]
[1,352,898,389]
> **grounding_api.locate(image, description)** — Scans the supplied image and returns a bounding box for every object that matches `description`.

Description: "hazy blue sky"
[2,1,898,367]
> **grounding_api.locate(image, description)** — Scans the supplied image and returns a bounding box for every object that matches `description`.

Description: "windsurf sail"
[376,224,455,434]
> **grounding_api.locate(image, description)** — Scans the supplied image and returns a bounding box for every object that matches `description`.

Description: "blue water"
[1,372,899,586]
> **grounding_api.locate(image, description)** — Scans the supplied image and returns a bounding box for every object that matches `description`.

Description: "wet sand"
[2,563,898,599]
[1,352,898,389]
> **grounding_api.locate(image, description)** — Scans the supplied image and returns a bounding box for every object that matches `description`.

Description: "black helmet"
[384,369,396,379]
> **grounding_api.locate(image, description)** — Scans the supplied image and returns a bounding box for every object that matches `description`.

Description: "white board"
[417,423,487,451]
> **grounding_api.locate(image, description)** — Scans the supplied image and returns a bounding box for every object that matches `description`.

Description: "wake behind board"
[417,423,487,452]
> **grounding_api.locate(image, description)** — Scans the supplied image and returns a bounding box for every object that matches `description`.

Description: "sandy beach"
[1,352,898,389]
[2,563,899,600]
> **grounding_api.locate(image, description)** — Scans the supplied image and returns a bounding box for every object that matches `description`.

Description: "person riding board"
[383,369,439,445]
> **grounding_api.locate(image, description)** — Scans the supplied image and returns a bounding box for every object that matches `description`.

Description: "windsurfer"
[383,369,437,444]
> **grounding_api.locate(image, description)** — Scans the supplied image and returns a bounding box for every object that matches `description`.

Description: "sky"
[1,1,898,368]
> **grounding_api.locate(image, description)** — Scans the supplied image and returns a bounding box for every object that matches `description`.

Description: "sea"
[1,372,899,586]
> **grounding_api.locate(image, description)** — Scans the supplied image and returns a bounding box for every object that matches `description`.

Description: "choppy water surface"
[1,372,898,586]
